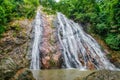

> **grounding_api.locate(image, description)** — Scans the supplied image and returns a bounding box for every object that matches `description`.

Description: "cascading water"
[30,11,117,70]
[30,11,43,70]
[56,12,116,70]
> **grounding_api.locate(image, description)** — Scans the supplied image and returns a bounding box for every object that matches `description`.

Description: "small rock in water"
[12,68,35,80]
[0,58,35,80]
[84,70,120,80]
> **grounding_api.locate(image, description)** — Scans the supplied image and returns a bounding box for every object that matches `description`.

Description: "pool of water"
[31,69,94,80]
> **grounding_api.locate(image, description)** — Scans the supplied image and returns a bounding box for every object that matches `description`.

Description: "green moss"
[49,59,56,67]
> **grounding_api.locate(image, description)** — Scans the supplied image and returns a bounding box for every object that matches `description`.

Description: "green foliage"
[96,0,120,50]
[24,0,39,6]
[0,0,39,35]
[96,23,108,35]
[0,25,5,35]
[0,6,6,24]
[40,0,57,14]
[15,0,39,18]
[105,34,120,50]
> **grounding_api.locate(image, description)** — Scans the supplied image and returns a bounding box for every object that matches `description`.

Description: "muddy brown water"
[31,69,94,80]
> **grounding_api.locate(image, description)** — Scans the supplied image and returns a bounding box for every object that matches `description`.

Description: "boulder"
[84,70,120,80]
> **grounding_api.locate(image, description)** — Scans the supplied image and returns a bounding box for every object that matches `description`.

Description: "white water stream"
[56,13,116,70]
[30,12,43,70]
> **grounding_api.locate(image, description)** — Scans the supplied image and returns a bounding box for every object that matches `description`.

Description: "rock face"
[11,68,35,80]
[109,52,120,68]
[84,70,120,80]
[0,19,32,66]
[40,14,61,69]
[0,19,33,80]
[0,58,35,80]
[0,58,17,80]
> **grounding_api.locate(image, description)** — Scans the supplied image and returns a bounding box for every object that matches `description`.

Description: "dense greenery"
[0,0,39,35]
[41,0,120,50]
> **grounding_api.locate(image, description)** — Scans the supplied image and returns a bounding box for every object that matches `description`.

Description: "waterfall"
[30,11,117,70]
[56,12,116,70]
[30,11,43,70]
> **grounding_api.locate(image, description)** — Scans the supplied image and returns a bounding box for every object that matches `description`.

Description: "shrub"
[95,23,108,35]
[0,25,5,35]
[105,34,120,50]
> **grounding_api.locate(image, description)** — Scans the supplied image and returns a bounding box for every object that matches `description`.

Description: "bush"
[0,6,6,24]
[95,23,108,35]
[15,0,39,18]
[0,25,5,35]
[105,34,120,50]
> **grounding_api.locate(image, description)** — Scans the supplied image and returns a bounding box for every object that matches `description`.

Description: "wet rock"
[0,58,18,80]
[113,61,120,68]
[11,69,35,80]
[83,70,120,80]
[0,58,35,80]
[109,53,120,68]
[37,13,61,69]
